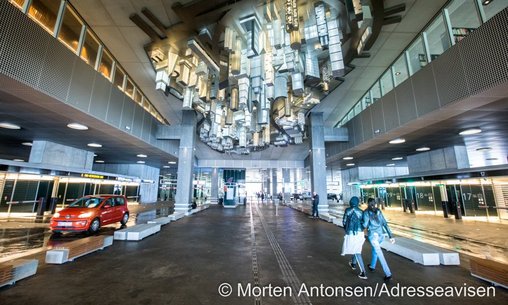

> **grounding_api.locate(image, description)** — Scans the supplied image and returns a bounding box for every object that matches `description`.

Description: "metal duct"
[291,72,304,96]
[305,46,320,81]
[230,86,239,111]
[314,2,329,48]
[239,127,247,147]
[263,126,271,145]
[238,77,249,109]
[225,108,234,125]
[177,59,192,86]
[253,132,259,147]
[230,38,242,75]
[271,20,282,49]
[290,30,301,50]
[250,55,262,94]
[224,27,235,52]
[327,18,344,77]
[183,87,193,109]
[258,108,269,125]
[274,74,288,100]
[284,94,292,117]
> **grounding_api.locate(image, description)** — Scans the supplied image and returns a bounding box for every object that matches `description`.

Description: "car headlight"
[53,212,60,218]
[78,212,93,218]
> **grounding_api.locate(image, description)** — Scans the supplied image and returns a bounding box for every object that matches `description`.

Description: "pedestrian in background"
[311,192,319,218]
[341,196,367,279]
[363,197,395,281]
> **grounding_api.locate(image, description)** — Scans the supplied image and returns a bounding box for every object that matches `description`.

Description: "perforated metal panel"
[0,1,50,88]
[106,88,125,128]
[351,116,363,146]
[369,99,386,134]
[360,106,373,141]
[120,99,135,134]
[381,91,399,132]
[90,75,112,120]
[132,104,145,138]
[141,112,153,141]
[432,44,469,106]
[67,59,94,111]
[39,41,76,101]
[459,8,508,95]
[394,78,417,125]
[412,64,441,116]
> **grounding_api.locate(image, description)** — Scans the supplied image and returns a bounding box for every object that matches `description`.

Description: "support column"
[272,168,278,197]
[210,167,219,204]
[29,140,94,170]
[175,111,196,213]
[309,112,328,214]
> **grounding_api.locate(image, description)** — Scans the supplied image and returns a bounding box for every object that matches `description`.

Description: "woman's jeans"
[369,233,392,277]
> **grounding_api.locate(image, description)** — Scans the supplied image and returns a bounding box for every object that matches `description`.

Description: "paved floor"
[1,202,506,304]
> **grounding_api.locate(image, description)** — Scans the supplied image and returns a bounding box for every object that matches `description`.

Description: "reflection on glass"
[57,6,83,53]
[354,102,362,115]
[406,36,426,76]
[380,69,394,95]
[425,14,450,61]
[371,81,381,103]
[392,55,408,86]
[114,67,125,91]
[134,89,142,104]
[361,92,371,109]
[447,0,481,44]
[125,78,134,98]
[482,0,508,21]
[27,0,61,34]
[9,0,25,9]
[80,30,99,68]
[99,50,113,80]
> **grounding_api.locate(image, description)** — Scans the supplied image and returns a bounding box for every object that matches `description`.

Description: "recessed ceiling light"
[95,160,104,163]
[374,129,381,134]
[343,156,354,160]
[476,147,492,151]
[0,122,21,129]
[346,163,355,166]
[13,159,24,162]
[395,71,401,76]
[416,147,430,152]
[386,163,395,166]
[482,0,492,5]
[21,142,32,146]
[392,157,403,161]
[137,154,148,158]
[93,154,98,157]
[459,128,482,136]
[87,143,102,148]
[486,157,498,161]
[163,166,170,168]
[67,123,88,130]
[168,161,176,164]
[137,160,145,164]
[389,138,405,144]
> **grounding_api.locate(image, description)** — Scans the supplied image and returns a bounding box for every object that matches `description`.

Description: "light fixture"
[386,163,395,166]
[168,161,176,164]
[13,159,24,162]
[416,147,430,152]
[482,0,492,5]
[389,138,405,144]
[392,157,403,161]
[67,123,88,130]
[459,128,482,136]
[21,142,32,146]
[137,154,148,158]
[346,163,355,166]
[476,147,492,151]
[374,129,381,134]
[87,143,102,148]
[137,160,145,164]
[163,165,170,168]
[486,157,498,160]
[343,156,354,160]
[95,160,104,163]
[395,71,401,76]
[0,122,21,129]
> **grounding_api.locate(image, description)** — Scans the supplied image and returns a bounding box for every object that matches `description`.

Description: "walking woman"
[363,197,395,280]
[341,196,368,279]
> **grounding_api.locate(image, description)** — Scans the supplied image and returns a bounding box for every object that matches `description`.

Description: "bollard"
[441,201,449,218]
[36,197,45,216]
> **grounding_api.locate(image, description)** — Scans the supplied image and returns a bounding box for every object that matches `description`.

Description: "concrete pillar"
[175,111,196,213]
[309,112,328,214]
[210,167,219,204]
[272,168,278,197]
[29,140,94,170]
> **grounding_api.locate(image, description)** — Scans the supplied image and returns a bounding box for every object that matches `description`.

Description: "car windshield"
[68,197,104,208]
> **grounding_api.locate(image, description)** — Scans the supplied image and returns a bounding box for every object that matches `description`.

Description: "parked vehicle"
[327,193,338,201]
[302,192,313,200]
[50,195,129,234]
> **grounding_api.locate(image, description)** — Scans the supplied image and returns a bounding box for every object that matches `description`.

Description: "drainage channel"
[249,201,262,305]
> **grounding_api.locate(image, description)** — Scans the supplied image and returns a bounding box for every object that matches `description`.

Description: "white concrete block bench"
[470,257,508,289]
[169,212,185,221]
[319,213,336,223]
[332,218,343,227]
[191,204,210,214]
[0,259,38,288]
[45,236,113,264]
[381,236,443,266]
[114,223,161,241]
[147,217,171,226]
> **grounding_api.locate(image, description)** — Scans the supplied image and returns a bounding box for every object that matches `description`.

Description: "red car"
[50,195,129,234]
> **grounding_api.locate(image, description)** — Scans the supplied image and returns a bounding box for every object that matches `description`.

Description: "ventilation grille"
[39,42,76,101]
[432,46,469,106]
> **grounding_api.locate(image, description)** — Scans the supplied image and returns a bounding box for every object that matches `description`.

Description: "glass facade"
[424,14,451,59]
[406,36,426,76]
[57,5,83,53]
[392,55,409,86]
[27,0,61,34]
[446,0,482,44]
[380,69,394,95]
[114,66,125,91]
[99,50,114,80]
[80,30,99,68]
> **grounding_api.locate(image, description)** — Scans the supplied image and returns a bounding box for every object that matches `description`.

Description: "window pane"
[483,0,508,21]
[114,66,125,91]
[134,88,143,104]
[380,69,394,95]
[447,0,481,44]
[80,30,99,68]
[406,36,426,76]
[99,50,113,80]
[392,55,408,86]
[28,0,61,34]
[125,78,134,98]
[354,102,362,116]
[425,14,450,61]
[57,6,82,53]
[9,0,25,9]
[361,92,371,109]
[371,81,381,103]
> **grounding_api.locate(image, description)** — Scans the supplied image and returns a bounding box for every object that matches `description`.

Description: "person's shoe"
[358,272,368,280]
[384,275,392,281]
[368,265,375,272]
[348,261,356,270]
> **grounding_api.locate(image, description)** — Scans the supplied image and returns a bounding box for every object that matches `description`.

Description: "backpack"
[345,209,361,234]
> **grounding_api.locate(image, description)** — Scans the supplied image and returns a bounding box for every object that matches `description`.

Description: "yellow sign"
[81,173,105,179]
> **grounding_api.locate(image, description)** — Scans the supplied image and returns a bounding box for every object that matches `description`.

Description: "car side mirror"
[103,204,111,209]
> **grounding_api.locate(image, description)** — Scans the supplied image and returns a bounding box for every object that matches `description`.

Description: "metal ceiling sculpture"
[134,0,390,154]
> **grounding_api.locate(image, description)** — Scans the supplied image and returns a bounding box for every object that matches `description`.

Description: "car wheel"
[120,213,129,225]
[88,218,100,234]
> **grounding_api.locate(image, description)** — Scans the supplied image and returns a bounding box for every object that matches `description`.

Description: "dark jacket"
[343,207,364,235]
[312,194,319,205]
